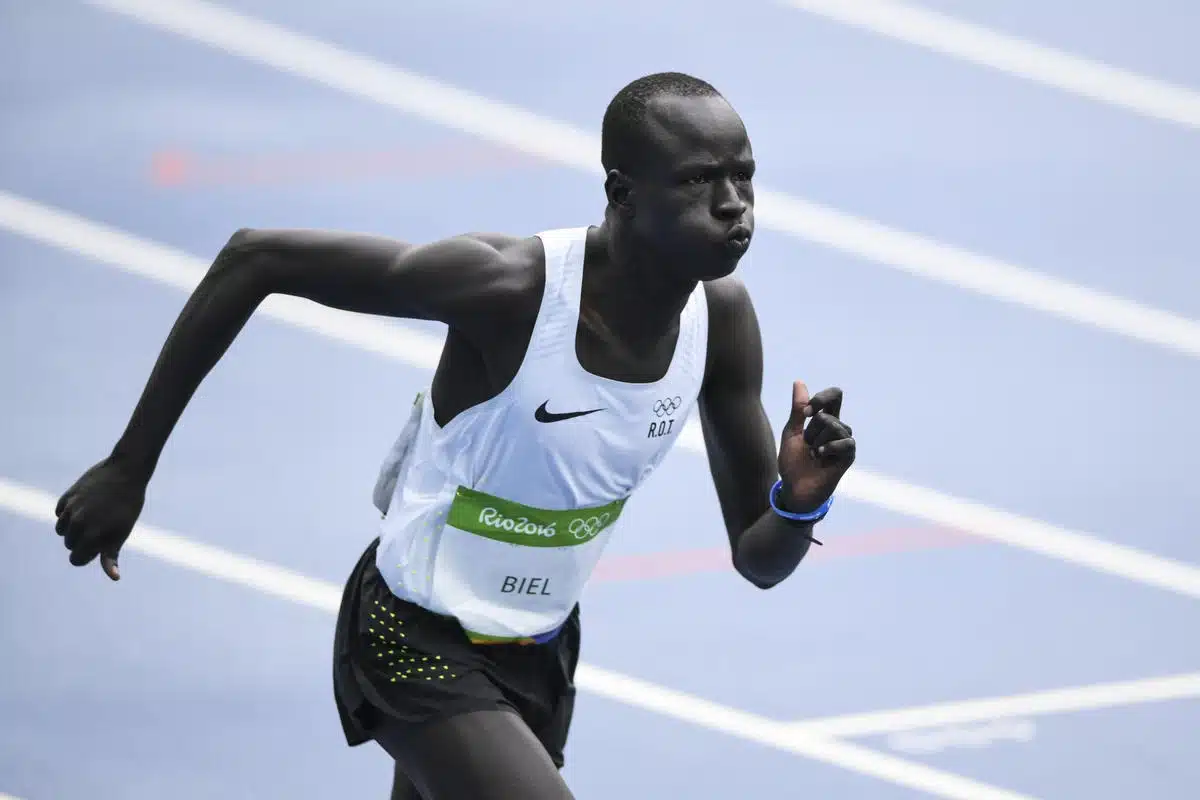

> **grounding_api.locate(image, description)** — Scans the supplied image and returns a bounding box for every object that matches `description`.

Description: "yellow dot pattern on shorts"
[372,601,458,681]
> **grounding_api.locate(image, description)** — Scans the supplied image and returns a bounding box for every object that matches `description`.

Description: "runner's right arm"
[54,228,522,578]
[109,229,519,482]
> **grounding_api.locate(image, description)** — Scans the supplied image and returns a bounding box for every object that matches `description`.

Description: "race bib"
[431,486,628,639]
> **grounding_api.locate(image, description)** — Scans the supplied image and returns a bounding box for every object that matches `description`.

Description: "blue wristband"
[769,479,833,523]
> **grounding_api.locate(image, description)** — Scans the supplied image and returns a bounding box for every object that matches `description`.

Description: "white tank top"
[371,227,709,643]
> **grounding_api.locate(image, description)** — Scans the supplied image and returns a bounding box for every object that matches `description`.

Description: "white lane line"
[4,188,1200,602]
[786,672,1200,737]
[830,468,1200,601]
[777,0,1200,131]
[82,0,1200,360]
[0,477,1033,800]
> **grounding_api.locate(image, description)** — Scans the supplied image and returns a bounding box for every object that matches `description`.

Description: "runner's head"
[601,72,755,280]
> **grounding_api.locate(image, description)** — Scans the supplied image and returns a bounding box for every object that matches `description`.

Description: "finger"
[62,511,91,550]
[803,411,851,449]
[55,490,71,516]
[807,387,843,418]
[55,508,72,537]
[101,551,120,582]
[815,437,856,467]
[69,544,101,567]
[57,495,83,538]
[790,380,812,420]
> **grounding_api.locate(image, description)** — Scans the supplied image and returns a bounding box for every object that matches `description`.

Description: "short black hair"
[601,71,723,175]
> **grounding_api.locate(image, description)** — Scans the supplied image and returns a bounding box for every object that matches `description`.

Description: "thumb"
[788,380,813,429]
[101,550,121,582]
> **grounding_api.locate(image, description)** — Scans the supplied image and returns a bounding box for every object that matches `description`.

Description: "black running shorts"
[333,538,581,768]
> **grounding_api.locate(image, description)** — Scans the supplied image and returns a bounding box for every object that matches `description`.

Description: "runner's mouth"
[725,227,751,253]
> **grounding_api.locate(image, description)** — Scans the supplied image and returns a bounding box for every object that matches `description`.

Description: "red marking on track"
[151,150,194,186]
[147,142,537,187]
[591,526,970,584]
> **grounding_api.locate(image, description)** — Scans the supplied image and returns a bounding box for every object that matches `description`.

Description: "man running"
[52,72,856,799]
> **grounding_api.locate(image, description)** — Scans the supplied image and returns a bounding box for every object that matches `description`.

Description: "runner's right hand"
[54,457,147,581]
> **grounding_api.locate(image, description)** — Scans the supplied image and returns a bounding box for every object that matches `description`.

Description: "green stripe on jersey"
[447,486,627,548]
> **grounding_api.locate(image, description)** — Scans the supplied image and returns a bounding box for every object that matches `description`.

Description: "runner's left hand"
[777,382,856,514]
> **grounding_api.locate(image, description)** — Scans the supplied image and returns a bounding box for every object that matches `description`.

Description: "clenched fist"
[54,457,147,581]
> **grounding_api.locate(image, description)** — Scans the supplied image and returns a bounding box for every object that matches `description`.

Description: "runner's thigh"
[390,762,423,800]
[374,708,574,800]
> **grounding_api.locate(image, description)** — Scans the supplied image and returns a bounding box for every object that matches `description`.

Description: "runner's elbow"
[207,228,279,292]
[746,575,783,590]
[732,554,783,590]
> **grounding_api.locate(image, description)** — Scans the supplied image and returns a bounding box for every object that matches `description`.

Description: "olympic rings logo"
[653,396,682,417]
[568,513,611,541]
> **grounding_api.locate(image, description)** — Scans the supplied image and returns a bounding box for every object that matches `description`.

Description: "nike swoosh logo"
[534,401,604,423]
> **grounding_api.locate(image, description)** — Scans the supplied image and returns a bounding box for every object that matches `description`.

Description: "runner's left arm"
[697,278,855,589]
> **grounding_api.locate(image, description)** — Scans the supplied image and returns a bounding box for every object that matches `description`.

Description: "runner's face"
[630,94,755,280]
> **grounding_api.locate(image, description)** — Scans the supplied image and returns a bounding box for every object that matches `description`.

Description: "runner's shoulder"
[444,231,546,306]
[701,274,761,384]
[702,273,756,327]
[396,231,548,335]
